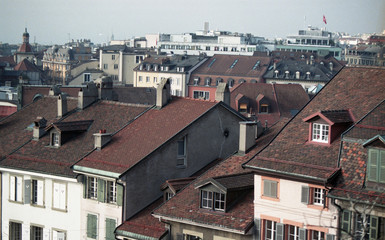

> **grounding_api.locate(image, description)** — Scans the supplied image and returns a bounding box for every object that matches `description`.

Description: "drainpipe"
[331,197,343,240]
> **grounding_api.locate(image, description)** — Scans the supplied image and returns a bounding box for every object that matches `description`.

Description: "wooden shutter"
[10,176,15,201]
[326,234,335,240]
[43,228,50,240]
[59,183,66,210]
[301,186,309,204]
[53,182,60,209]
[341,210,351,234]
[24,179,31,204]
[97,179,105,203]
[57,232,65,240]
[16,176,22,202]
[87,214,97,239]
[105,218,116,240]
[369,216,379,240]
[368,149,378,181]
[117,184,123,206]
[380,150,385,183]
[276,223,284,240]
[254,218,261,240]
[299,228,306,240]
[37,180,44,205]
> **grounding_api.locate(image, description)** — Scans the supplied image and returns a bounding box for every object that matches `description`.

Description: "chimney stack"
[156,78,171,109]
[49,85,61,96]
[94,130,112,150]
[238,121,258,155]
[78,82,98,110]
[215,82,230,105]
[58,94,67,118]
[33,117,47,140]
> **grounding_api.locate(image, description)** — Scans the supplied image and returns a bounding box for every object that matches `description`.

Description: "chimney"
[57,94,67,118]
[94,129,112,150]
[239,121,258,155]
[33,117,47,140]
[215,82,230,105]
[156,78,171,109]
[95,76,113,100]
[78,82,98,110]
[49,85,61,96]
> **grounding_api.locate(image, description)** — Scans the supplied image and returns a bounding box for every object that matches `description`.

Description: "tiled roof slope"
[14,59,40,72]
[243,66,385,182]
[230,83,309,126]
[328,100,385,205]
[21,85,81,107]
[153,119,288,233]
[0,96,77,160]
[189,55,271,86]
[75,97,219,175]
[0,99,149,177]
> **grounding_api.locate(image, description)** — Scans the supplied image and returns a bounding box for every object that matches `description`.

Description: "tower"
[23,28,30,44]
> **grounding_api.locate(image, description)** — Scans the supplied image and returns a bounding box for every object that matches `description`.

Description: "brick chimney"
[33,117,47,140]
[238,121,259,155]
[94,129,112,150]
[156,78,171,109]
[58,94,67,118]
[215,82,230,105]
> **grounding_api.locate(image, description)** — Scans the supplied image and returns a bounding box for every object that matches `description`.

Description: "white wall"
[1,170,82,240]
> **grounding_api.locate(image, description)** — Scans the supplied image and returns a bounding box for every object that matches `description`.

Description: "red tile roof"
[152,119,288,233]
[243,66,385,183]
[14,59,40,72]
[21,85,81,107]
[17,42,32,53]
[0,98,149,177]
[75,97,219,175]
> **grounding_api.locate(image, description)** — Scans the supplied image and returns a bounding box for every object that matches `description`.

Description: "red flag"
[323,15,327,24]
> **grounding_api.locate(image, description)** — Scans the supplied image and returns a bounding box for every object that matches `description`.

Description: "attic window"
[200,190,225,211]
[208,58,216,68]
[51,132,60,147]
[260,104,269,113]
[312,123,329,143]
[239,103,248,113]
[229,59,239,69]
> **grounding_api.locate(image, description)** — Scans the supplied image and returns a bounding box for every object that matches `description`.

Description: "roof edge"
[72,165,120,178]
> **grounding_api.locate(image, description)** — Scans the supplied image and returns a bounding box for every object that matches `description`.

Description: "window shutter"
[301,186,309,204]
[117,184,123,206]
[326,234,335,240]
[97,179,105,203]
[105,218,116,240]
[43,228,50,240]
[87,214,97,239]
[57,232,65,240]
[379,151,385,183]
[16,176,22,201]
[24,179,31,204]
[254,218,261,240]
[59,183,66,210]
[83,176,87,198]
[263,180,271,197]
[37,180,44,205]
[299,228,306,240]
[369,216,378,240]
[271,181,277,198]
[341,210,351,234]
[368,149,378,181]
[53,182,60,209]
[10,176,15,201]
[276,223,284,240]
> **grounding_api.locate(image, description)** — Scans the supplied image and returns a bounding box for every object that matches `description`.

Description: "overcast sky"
[1,0,384,45]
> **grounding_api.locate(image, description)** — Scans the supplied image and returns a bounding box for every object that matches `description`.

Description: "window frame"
[177,136,187,168]
[201,190,213,209]
[52,181,67,211]
[9,175,23,202]
[367,148,385,183]
[51,132,60,147]
[193,91,210,100]
[106,180,117,204]
[312,123,329,143]
[30,225,43,240]
[262,177,279,200]
[31,179,44,206]
[9,221,22,240]
[87,176,98,200]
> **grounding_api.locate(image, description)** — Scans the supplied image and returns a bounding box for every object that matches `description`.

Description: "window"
[214,192,225,211]
[138,76,143,82]
[52,230,66,240]
[114,64,118,69]
[10,175,23,202]
[206,46,210,51]
[53,182,66,210]
[103,64,108,70]
[260,104,269,113]
[313,187,325,205]
[263,179,278,199]
[193,91,209,100]
[301,186,327,208]
[105,218,116,240]
[153,77,157,83]
[9,222,22,240]
[165,192,174,201]
[84,73,91,83]
[312,123,329,143]
[288,225,300,240]
[177,136,187,167]
[52,132,60,146]
[111,55,115,60]
[107,181,116,203]
[265,220,277,240]
[30,226,43,240]
[87,177,98,199]
[87,213,98,239]
[201,190,213,209]
[146,76,150,83]
[367,149,385,183]
[311,230,325,240]
[32,179,44,206]
[185,234,202,240]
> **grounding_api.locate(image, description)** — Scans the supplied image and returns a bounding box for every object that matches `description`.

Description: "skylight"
[253,60,261,70]
[230,59,239,69]
[208,58,217,68]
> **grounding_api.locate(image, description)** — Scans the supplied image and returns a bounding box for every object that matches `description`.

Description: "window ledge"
[31,204,45,209]
[261,195,280,202]
[305,141,331,147]
[8,200,23,204]
[306,204,328,211]
[52,207,68,213]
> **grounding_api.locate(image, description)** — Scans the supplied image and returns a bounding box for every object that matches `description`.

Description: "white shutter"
[37,180,44,205]
[59,183,66,210]
[22,223,30,240]
[43,228,50,240]
[10,176,15,201]
[53,183,60,209]
[53,230,58,240]
[57,232,65,240]
[16,176,22,202]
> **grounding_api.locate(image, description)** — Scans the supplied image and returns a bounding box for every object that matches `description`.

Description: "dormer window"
[52,132,60,146]
[46,120,93,147]
[200,190,225,211]
[312,123,329,143]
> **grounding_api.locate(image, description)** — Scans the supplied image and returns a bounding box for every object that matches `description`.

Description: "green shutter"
[341,210,351,234]
[97,179,105,203]
[117,184,123,206]
[379,151,385,183]
[24,179,31,204]
[301,186,309,204]
[326,234,335,240]
[83,176,87,199]
[87,214,97,239]
[276,223,284,240]
[369,216,378,240]
[254,218,261,240]
[368,149,378,181]
[299,228,306,240]
[105,218,116,240]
